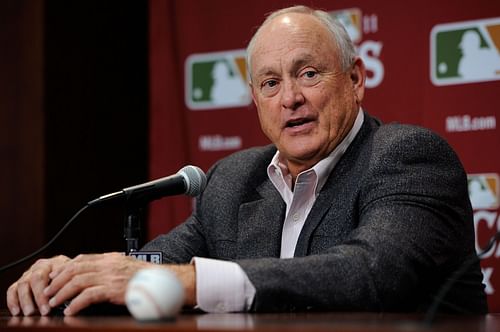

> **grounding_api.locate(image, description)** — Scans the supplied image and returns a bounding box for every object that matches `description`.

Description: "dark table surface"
[1,309,499,332]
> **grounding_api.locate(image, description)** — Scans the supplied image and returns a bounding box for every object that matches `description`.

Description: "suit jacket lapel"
[293,172,339,257]
[236,179,285,259]
[294,113,378,257]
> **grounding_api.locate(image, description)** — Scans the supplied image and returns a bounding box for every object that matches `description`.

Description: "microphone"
[87,165,206,207]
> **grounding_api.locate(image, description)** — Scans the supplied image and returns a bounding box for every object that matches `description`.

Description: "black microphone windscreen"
[179,165,207,196]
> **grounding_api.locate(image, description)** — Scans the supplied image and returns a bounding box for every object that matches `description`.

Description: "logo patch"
[431,17,500,86]
[468,173,500,210]
[329,8,363,43]
[185,49,251,110]
[329,8,384,88]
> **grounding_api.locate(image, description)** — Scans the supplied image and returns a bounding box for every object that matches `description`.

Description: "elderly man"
[7,5,487,316]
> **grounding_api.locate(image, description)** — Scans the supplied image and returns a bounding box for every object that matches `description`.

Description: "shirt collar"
[267,108,364,194]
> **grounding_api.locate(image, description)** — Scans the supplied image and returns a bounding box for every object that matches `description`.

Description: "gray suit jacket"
[143,112,487,313]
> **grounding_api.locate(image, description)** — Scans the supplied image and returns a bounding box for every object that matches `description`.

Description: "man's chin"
[280,148,324,168]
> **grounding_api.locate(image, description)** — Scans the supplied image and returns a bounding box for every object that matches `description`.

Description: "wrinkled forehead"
[249,13,338,75]
[255,12,334,48]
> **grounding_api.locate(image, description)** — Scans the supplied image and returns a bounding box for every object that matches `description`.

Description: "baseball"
[125,267,185,320]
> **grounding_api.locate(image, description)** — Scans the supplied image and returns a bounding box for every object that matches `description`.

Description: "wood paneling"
[0,0,45,309]
[0,0,149,309]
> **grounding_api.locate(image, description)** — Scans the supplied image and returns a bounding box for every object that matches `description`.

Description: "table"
[1,309,499,332]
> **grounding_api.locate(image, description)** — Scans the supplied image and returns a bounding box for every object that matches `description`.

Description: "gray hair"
[246,5,357,80]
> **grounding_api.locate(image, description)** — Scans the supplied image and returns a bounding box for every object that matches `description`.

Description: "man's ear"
[350,56,366,105]
[249,81,258,106]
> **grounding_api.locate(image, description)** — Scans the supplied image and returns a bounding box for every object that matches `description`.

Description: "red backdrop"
[149,0,500,311]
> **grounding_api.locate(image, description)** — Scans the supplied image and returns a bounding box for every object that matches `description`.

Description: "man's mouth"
[285,118,313,128]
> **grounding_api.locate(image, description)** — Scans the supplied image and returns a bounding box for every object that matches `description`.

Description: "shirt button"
[292,213,300,222]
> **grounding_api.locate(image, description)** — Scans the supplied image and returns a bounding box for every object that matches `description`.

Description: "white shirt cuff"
[191,257,256,313]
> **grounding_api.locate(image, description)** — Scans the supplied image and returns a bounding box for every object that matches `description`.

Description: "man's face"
[250,13,365,174]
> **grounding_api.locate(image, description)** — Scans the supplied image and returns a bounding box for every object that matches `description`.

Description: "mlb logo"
[468,173,500,210]
[185,49,252,110]
[430,17,500,86]
[129,251,163,264]
[329,8,362,43]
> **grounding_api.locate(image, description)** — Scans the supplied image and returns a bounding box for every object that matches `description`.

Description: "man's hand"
[7,255,70,316]
[42,252,152,315]
[7,252,197,316]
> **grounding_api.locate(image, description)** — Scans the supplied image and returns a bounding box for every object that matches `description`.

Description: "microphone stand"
[124,206,142,254]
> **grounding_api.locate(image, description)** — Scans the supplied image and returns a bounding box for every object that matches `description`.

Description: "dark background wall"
[0,0,149,309]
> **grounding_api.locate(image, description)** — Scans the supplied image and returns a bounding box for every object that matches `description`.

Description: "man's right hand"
[6,255,70,316]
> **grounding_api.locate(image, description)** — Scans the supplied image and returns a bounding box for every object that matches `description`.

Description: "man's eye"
[263,80,278,88]
[303,70,317,78]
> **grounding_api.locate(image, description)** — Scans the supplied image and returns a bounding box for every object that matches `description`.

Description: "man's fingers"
[47,255,74,280]
[7,253,139,317]
[47,253,130,297]
[48,273,96,310]
[46,260,94,297]
[6,283,21,316]
[64,286,107,316]
[29,268,52,316]
[16,280,36,316]
[25,257,59,315]
[5,255,72,317]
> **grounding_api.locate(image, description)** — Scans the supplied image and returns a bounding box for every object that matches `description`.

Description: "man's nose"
[281,79,305,110]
